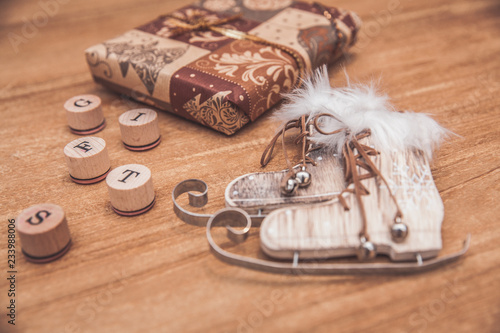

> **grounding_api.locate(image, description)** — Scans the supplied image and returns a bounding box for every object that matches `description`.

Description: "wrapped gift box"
[85,1,361,135]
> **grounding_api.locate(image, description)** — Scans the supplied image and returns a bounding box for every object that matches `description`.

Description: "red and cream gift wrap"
[85,1,361,135]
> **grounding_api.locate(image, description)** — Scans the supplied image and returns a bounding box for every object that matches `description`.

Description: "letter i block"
[106,164,155,216]
[119,109,161,151]
[64,94,105,135]
[64,137,111,184]
[16,204,72,263]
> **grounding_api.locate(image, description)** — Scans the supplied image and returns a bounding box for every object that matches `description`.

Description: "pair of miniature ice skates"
[173,67,469,275]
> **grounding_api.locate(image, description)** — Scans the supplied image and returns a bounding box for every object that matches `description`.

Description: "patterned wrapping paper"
[85,0,361,135]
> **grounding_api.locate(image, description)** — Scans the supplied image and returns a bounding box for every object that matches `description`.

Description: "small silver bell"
[390,222,409,243]
[295,168,311,188]
[281,178,299,196]
[357,238,377,261]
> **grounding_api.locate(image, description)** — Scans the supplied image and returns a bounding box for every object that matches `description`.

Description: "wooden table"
[1,0,499,332]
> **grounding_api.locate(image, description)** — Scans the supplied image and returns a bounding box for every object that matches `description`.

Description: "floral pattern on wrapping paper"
[188,31,232,46]
[208,46,297,92]
[183,90,250,135]
[104,38,187,95]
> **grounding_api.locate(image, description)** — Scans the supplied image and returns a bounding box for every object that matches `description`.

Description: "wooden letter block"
[64,136,111,184]
[16,203,72,263]
[118,109,161,151]
[106,164,155,216]
[64,94,105,135]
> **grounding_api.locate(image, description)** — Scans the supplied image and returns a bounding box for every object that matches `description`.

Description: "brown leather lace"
[312,113,403,240]
[260,115,318,186]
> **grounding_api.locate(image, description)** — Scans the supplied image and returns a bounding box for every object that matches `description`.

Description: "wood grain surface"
[1,0,499,332]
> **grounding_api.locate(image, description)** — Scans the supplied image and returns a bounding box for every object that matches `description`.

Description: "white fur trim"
[273,66,449,158]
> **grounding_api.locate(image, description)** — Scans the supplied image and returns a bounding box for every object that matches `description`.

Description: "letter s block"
[16,203,72,263]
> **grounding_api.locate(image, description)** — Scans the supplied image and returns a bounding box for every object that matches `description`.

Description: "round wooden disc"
[106,164,155,214]
[64,94,104,133]
[64,136,111,183]
[16,203,72,260]
[119,109,161,149]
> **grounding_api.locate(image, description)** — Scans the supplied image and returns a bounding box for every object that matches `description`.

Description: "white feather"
[273,66,449,158]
